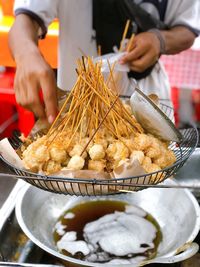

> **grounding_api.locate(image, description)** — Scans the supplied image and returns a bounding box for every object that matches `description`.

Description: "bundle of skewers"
[21,57,176,179]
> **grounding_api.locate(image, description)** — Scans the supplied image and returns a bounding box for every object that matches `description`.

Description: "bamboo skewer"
[119,20,130,52]
[127,33,135,52]
[48,78,80,134]
[98,45,102,56]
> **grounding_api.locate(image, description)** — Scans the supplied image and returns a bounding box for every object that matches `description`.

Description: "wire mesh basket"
[0,104,199,196]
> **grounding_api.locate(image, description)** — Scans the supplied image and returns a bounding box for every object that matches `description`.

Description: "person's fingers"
[12,49,58,122]
[14,69,46,118]
[14,71,28,106]
[129,52,158,73]
[40,69,58,123]
[119,45,145,64]
[25,84,46,118]
[119,47,142,64]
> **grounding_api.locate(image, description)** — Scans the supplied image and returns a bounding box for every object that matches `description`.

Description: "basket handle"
[150,242,199,264]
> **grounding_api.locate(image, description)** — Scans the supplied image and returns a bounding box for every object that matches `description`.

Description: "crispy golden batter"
[89,144,105,160]
[22,103,176,175]
[69,144,87,159]
[106,141,129,163]
[88,160,106,172]
[133,134,151,151]
[67,155,85,171]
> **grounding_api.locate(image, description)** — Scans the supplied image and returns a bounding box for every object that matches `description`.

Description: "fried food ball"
[89,144,105,160]
[153,156,167,169]
[133,134,151,151]
[23,157,40,172]
[121,136,136,152]
[67,155,85,170]
[88,160,106,172]
[147,163,163,182]
[154,149,176,168]
[69,144,87,159]
[22,136,50,171]
[106,141,129,162]
[145,135,161,159]
[130,150,145,164]
[142,156,152,172]
[34,145,49,162]
[50,147,67,163]
[94,138,108,150]
[166,150,176,166]
[145,144,161,159]
[147,163,161,173]
[44,160,61,174]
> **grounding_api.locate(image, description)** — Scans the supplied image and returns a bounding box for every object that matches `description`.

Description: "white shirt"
[14,0,200,100]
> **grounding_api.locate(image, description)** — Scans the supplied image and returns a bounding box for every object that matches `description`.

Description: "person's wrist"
[14,43,39,64]
[148,29,166,55]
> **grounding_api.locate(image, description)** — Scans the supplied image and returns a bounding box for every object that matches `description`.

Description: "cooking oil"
[53,199,162,263]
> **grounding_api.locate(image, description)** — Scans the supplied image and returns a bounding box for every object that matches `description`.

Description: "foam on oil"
[53,199,162,264]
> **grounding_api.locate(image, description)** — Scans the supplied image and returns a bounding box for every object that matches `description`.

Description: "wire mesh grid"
[0,104,199,196]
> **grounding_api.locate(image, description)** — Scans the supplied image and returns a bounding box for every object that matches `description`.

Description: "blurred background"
[0,0,200,139]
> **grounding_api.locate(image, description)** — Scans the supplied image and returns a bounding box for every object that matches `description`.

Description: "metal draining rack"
[0,104,199,196]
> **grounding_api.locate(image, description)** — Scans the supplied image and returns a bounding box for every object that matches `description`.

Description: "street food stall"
[0,1,200,267]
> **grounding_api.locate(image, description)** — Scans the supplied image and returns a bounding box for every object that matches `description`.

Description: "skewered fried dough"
[22,58,176,176]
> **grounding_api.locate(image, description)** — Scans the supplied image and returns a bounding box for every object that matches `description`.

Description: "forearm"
[9,14,40,63]
[161,26,196,55]
[8,14,58,121]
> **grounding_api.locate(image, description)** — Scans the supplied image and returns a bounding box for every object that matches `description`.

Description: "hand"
[119,32,161,73]
[14,49,58,123]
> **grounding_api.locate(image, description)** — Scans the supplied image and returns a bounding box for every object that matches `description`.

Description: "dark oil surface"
[53,199,162,263]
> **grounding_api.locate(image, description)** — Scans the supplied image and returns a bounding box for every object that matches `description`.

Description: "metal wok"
[15,180,200,267]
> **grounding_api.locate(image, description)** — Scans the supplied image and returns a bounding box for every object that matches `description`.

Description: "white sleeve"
[14,0,59,38]
[165,0,200,35]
